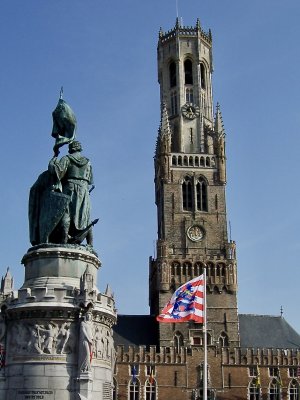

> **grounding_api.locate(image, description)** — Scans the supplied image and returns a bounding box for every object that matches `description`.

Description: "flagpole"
[203,268,207,400]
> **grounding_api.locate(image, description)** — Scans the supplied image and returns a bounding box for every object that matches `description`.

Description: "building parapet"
[159,21,212,45]
[116,345,300,367]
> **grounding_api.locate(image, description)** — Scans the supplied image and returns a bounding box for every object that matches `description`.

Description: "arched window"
[248,379,260,400]
[145,379,156,400]
[289,380,299,400]
[129,378,140,400]
[172,155,177,166]
[113,378,118,400]
[169,61,177,87]
[219,332,229,347]
[269,379,281,400]
[174,331,184,353]
[170,90,178,116]
[196,178,208,211]
[182,177,193,211]
[184,59,193,85]
[200,63,206,89]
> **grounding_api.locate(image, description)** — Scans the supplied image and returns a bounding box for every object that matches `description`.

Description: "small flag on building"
[131,365,137,384]
[156,275,204,323]
[149,366,155,384]
[255,365,261,387]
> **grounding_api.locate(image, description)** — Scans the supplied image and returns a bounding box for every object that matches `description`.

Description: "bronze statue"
[29,95,96,246]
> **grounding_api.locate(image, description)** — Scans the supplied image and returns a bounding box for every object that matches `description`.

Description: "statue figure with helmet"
[29,90,97,247]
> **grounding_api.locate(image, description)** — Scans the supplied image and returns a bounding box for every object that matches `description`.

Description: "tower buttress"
[150,20,239,349]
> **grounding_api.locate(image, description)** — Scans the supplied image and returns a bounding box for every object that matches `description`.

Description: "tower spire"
[214,102,225,136]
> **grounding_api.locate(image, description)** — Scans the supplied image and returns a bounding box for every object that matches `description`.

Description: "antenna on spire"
[176,0,179,18]
[59,86,64,100]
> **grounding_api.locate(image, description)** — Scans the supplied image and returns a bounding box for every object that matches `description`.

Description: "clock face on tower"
[186,225,205,242]
[181,103,200,120]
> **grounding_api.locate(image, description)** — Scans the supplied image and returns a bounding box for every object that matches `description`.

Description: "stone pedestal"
[0,245,116,400]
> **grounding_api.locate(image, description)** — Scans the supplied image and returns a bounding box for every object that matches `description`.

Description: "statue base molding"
[0,246,116,400]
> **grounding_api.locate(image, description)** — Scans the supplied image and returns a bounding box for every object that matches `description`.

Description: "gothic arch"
[174,331,184,353]
[248,379,260,400]
[196,176,208,211]
[182,175,193,211]
[269,378,281,400]
[129,378,140,400]
[169,60,177,88]
[200,62,207,90]
[145,379,157,400]
[184,58,193,85]
[288,379,299,400]
[219,332,229,347]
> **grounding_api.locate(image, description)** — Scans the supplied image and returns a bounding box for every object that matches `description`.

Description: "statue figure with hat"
[29,90,97,247]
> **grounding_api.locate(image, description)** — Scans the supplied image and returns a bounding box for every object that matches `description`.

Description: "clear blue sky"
[1,1,300,335]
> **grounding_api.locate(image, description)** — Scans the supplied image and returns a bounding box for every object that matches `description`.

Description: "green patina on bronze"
[29,96,96,247]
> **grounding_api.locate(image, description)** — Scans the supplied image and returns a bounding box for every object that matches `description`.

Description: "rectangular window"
[193,337,202,345]
[289,367,297,377]
[185,88,194,104]
[269,367,279,377]
[249,366,258,377]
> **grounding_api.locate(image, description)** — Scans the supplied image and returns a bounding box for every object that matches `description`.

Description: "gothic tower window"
[184,59,193,85]
[196,178,208,211]
[200,63,206,89]
[182,176,193,211]
[170,90,178,116]
[169,61,177,87]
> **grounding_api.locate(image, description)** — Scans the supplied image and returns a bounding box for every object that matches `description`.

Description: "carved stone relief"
[8,320,75,356]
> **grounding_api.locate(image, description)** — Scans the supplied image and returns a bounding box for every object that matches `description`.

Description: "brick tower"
[149,19,239,349]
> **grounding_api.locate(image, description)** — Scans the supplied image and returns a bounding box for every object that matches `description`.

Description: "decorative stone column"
[1,244,116,400]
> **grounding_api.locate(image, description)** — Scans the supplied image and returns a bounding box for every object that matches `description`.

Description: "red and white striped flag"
[156,275,204,323]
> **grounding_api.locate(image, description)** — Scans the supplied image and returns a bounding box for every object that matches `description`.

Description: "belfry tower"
[149,19,239,348]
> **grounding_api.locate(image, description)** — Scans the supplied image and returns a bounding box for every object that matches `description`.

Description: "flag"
[149,366,155,384]
[131,365,137,384]
[156,275,204,323]
[255,365,261,387]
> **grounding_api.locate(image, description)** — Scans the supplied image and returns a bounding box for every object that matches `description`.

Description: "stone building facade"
[113,19,300,400]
